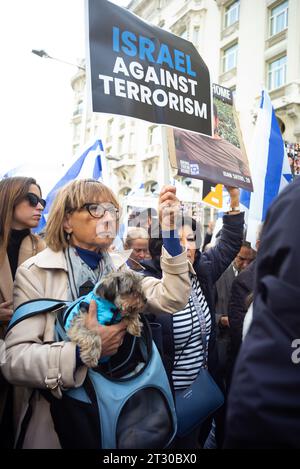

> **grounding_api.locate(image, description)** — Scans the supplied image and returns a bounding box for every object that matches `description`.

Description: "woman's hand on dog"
[159,185,180,231]
[85,300,127,356]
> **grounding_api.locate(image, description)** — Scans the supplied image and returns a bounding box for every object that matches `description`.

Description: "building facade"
[70,0,300,207]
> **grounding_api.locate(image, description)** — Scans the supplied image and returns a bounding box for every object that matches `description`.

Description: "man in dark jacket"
[225,177,300,449]
[227,223,262,374]
[214,242,255,387]
[228,258,256,359]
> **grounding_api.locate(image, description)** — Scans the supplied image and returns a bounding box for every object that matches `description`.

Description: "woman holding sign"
[142,187,244,448]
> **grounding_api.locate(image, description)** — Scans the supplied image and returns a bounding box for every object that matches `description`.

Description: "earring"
[66,233,71,242]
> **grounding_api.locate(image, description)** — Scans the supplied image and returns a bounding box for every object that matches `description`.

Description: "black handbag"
[175,287,224,437]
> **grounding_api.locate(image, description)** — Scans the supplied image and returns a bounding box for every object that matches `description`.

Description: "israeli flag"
[1,164,25,179]
[36,139,104,232]
[241,90,292,247]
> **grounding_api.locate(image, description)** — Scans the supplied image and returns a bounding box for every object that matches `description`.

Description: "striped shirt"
[172,275,211,390]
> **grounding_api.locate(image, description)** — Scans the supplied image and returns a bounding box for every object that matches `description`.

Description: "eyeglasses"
[81,203,120,220]
[25,193,46,209]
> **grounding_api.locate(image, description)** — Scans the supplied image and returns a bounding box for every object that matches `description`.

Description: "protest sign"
[168,83,253,191]
[87,0,212,135]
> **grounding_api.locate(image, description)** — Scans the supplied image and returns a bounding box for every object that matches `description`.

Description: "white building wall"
[233,0,266,152]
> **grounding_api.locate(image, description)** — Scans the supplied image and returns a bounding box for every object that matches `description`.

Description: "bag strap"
[44,343,64,397]
[6,299,68,334]
[190,285,208,368]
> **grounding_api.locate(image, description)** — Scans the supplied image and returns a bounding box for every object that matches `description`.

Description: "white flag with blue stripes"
[37,139,104,231]
[240,90,292,247]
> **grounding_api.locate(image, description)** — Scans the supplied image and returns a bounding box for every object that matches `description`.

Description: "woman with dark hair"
[141,188,244,448]
[0,176,46,447]
[0,176,46,331]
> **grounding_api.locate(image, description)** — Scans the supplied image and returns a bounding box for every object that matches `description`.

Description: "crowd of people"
[286,141,300,177]
[0,175,299,449]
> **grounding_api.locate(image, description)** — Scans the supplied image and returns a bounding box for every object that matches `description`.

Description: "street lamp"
[32,49,85,71]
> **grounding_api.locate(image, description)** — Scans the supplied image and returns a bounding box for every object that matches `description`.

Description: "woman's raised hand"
[158,185,180,231]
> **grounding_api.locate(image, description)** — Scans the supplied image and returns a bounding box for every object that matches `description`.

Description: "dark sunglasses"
[25,192,46,209]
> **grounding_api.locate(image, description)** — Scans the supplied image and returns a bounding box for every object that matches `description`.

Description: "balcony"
[113,164,135,190]
[113,153,136,169]
[265,28,287,50]
[219,67,237,85]
[221,21,239,40]
[142,156,159,181]
[142,144,161,161]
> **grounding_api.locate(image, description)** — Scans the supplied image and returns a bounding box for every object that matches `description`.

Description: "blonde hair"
[125,227,149,248]
[0,177,41,263]
[45,179,120,252]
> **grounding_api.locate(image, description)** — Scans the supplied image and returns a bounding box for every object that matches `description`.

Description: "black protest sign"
[87,0,212,136]
[169,83,253,191]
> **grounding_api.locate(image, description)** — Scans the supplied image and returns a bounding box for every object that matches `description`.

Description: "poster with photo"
[285,141,300,177]
[168,83,253,191]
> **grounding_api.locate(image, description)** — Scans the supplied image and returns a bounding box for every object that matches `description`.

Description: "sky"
[0,0,129,195]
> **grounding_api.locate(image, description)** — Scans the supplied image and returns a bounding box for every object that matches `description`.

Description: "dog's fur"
[67,312,102,368]
[95,270,146,336]
[67,271,146,367]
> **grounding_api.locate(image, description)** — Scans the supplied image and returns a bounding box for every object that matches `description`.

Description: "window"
[145,181,158,194]
[268,55,287,90]
[73,100,83,116]
[179,28,188,40]
[119,187,131,197]
[222,43,238,73]
[224,1,240,28]
[107,118,113,138]
[118,135,125,155]
[129,133,135,155]
[119,117,126,130]
[73,123,81,141]
[106,146,112,157]
[193,26,200,46]
[270,1,288,37]
[148,125,161,145]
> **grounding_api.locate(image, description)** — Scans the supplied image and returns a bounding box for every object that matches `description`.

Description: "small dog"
[65,270,146,336]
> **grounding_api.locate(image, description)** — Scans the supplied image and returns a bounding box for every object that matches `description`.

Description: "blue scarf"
[75,246,103,270]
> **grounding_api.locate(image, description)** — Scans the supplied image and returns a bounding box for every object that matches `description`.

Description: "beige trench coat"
[0,234,46,331]
[2,246,192,448]
[0,234,45,427]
